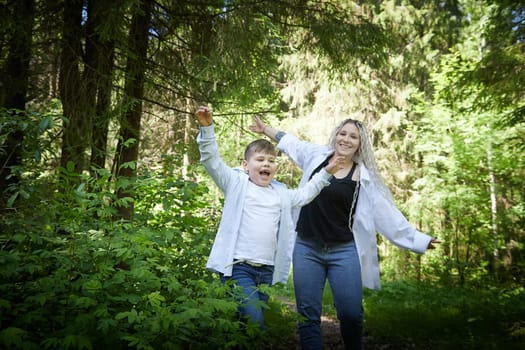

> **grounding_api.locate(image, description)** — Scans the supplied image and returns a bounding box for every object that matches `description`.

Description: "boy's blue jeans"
[293,237,363,350]
[221,262,274,329]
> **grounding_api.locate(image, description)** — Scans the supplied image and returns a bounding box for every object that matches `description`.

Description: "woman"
[250,116,438,349]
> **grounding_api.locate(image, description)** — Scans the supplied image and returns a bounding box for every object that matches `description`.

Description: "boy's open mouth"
[260,170,271,176]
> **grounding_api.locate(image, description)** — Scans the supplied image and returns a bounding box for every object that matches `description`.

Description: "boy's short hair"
[244,139,276,160]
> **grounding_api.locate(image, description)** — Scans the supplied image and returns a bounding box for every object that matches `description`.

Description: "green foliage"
[408,8,525,285]
[0,165,285,349]
[2,0,525,347]
[0,103,300,349]
[0,105,63,200]
[363,281,525,349]
[300,1,392,73]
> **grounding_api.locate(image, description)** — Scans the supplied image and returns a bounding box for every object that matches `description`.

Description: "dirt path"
[274,297,348,349]
[274,297,388,350]
[280,316,403,350]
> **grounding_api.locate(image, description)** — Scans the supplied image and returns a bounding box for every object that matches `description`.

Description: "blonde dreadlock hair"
[328,118,394,204]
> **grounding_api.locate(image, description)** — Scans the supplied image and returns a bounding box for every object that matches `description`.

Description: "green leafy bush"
[0,166,277,349]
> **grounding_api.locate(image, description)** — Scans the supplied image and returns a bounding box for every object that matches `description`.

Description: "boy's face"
[242,151,277,187]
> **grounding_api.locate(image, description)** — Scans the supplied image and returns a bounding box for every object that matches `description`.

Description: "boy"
[195,106,343,328]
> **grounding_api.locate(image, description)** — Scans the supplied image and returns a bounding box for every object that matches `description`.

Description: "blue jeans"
[293,237,363,350]
[221,262,274,329]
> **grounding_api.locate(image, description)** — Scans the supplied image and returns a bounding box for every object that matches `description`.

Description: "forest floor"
[275,315,342,350]
[274,298,413,350]
[278,314,411,350]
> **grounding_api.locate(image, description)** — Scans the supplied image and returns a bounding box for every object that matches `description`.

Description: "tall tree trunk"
[0,0,35,202]
[90,42,114,172]
[59,0,88,174]
[182,99,192,179]
[182,97,200,179]
[487,143,499,278]
[180,3,215,177]
[86,0,115,172]
[415,151,424,282]
[79,0,101,170]
[115,0,152,220]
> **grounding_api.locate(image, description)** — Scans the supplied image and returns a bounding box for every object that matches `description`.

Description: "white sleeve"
[196,125,237,192]
[277,133,321,170]
[373,192,432,254]
[288,169,332,207]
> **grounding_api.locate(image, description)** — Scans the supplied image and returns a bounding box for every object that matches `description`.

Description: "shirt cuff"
[316,168,333,181]
[199,124,215,139]
[275,131,286,142]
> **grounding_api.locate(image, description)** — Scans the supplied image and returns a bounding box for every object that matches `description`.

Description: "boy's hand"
[325,156,345,175]
[195,106,212,126]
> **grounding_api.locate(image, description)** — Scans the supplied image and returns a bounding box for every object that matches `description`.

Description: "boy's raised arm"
[195,106,213,126]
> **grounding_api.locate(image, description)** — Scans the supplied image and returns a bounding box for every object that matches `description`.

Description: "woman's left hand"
[427,238,440,249]
[249,114,265,134]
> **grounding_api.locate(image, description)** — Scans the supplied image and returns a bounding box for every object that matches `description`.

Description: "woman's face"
[334,122,360,158]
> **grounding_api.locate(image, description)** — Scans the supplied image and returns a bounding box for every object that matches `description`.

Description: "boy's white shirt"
[234,181,280,265]
[277,133,433,290]
[197,125,332,284]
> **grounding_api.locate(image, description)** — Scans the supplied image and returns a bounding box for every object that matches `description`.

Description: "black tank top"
[296,158,359,244]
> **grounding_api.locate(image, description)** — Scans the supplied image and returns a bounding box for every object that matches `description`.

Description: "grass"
[269,279,525,350]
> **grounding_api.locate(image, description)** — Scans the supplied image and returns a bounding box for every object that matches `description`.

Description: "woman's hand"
[249,114,266,134]
[427,238,440,249]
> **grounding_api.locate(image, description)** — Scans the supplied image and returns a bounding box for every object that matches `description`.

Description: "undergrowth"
[362,281,525,349]
[0,165,296,349]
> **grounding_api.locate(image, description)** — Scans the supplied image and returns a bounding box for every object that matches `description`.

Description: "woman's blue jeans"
[293,237,363,350]
[221,262,274,329]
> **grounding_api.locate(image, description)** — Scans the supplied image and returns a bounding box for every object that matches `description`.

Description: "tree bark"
[0,0,35,202]
[86,0,115,172]
[115,0,152,220]
[59,0,87,174]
